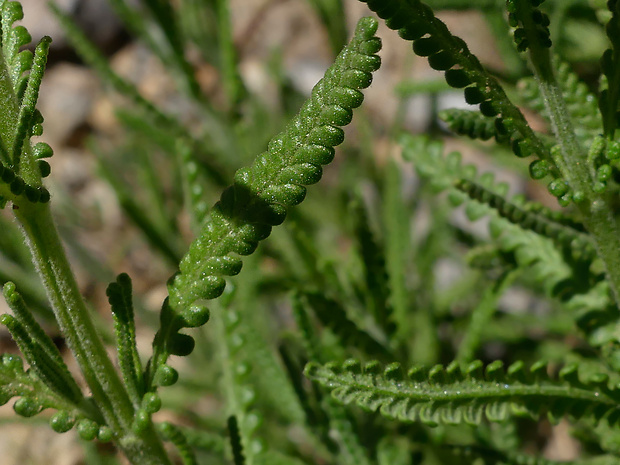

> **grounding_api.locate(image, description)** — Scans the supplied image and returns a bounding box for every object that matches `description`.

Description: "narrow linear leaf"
[306,359,620,427]
[158,421,198,465]
[167,17,382,312]
[401,134,592,262]
[360,0,551,167]
[145,18,383,388]
[455,179,595,261]
[304,291,390,359]
[107,273,144,405]
[211,293,268,465]
[2,282,83,405]
[351,194,394,335]
[456,269,520,363]
[292,294,374,465]
[440,109,509,144]
[228,415,247,465]
[599,0,620,137]
[12,36,50,179]
[382,160,411,341]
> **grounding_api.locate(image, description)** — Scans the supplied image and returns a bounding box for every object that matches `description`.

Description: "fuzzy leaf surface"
[305,359,620,427]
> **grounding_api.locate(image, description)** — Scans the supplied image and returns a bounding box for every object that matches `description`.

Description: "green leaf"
[350,194,394,335]
[1,1,31,91]
[400,134,593,262]
[142,18,383,389]
[440,109,509,143]
[291,294,374,465]
[360,0,551,166]
[0,351,80,422]
[455,178,594,261]
[96,153,184,265]
[599,0,620,137]
[2,282,83,405]
[382,160,412,341]
[158,422,198,465]
[507,0,552,52]
[228,415,247,465]
[0,2,51,204]
[107,273,144,405]
[456,269,520,362]
[303,291,390,359]
[305,359,620,427]
[167,17,381,312]
[11,36,50,176]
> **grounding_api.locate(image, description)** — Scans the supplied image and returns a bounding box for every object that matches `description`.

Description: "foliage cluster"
[0,0,620,464]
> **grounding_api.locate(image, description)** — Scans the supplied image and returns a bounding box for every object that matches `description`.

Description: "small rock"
[19,0,123,52]
[109,42,196,121]
[0,419,83,465]
[37,63,98,145]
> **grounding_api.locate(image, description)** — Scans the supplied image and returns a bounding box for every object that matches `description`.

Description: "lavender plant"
[0,0,619,464]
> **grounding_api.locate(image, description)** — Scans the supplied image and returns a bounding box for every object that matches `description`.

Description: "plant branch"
[514,0,620,306]
[14,202,172,464]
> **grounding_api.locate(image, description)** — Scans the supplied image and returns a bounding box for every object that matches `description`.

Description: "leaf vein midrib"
[328,376,618,405]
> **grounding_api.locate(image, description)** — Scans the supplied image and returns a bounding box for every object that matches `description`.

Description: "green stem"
[546,90,620,305]
[14,202,171,465]
[516,0,620,306]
